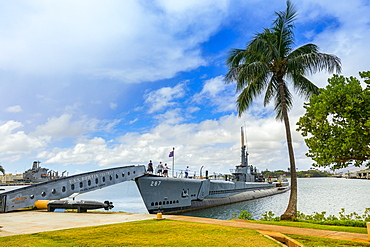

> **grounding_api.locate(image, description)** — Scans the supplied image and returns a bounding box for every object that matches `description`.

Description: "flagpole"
[172,147,175,177]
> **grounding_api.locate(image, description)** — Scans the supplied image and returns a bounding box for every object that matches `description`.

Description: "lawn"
[1,219,369,247]
[0,220,280,247]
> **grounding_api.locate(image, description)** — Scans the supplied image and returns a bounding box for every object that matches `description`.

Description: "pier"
[0,165,146,213]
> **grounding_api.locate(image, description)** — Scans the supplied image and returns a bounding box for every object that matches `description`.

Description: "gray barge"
[135,128,289,214]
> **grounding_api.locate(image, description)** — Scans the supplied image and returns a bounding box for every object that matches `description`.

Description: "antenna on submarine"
[244,124,249,154]
[241,126,248,166]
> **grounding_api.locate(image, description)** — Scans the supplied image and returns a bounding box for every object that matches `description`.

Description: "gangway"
[0,165,146,213]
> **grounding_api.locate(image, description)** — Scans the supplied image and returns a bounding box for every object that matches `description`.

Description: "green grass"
[0,220,280,247]
[1,219,369,247]
[249,220,368,234]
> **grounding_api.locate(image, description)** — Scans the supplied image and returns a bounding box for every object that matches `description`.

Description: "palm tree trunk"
[277,79,298,220]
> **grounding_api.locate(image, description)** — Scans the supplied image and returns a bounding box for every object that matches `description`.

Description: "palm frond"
[263,77,279,106]
[236,87,258,116]
[288,52,341,75]
[273,0,297,58]
[225,65,243,84]
[226,49,248,67]
[290,74,319,99]
[234,62,270,92]
[288,43,319,58]
[250,30,279,62]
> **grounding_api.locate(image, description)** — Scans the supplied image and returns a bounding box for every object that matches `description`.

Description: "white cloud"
[153,108,185,125]
[298,0,370,78]
[196,76,227,98]
[145,83,186,113]
[0,1,228,83]
[193,76,236,112]
[37,112,307,174]
[32,114,121,139]
[0,120,47,156]
[42,137,109,165]
[33,114,85,138]
[186,106,200,114]
[5,105,23,113]
[129,118,138,125]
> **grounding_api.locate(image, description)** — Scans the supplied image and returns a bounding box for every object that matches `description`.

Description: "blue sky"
[1,0,369,176]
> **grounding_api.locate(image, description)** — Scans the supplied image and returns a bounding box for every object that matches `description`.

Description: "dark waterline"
[2,177,369,219]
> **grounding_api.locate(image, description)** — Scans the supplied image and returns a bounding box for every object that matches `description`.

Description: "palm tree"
[0,164,5,175]
[225,0,341,220]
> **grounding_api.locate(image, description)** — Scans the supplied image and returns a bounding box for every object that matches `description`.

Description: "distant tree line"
[261,169,333,178]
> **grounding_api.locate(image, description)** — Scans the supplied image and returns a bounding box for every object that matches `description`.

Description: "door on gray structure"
[0,195,6,213]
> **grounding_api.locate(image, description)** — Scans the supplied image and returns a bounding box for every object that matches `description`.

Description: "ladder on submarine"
[0,165,146,213]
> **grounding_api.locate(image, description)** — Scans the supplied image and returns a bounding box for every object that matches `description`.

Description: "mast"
[240,127,248,167]
[172,147,175,177]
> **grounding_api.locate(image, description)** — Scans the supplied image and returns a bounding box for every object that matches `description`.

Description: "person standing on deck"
[147,160,154,174]
[163,163,170,177]
[185,166,190,178]
[157,162,164,176]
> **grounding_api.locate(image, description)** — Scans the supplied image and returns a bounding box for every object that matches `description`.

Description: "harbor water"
[183,177,370,219]
[2,177,369,219]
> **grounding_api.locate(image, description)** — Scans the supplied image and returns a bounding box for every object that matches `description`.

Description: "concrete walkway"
[0,210,154,237]
[0,211,369,245]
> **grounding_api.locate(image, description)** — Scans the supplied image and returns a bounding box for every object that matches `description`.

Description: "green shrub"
[294,209,369,227]
[238,210,254,220]
[251,208,369,227]
[260,211,280,221]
